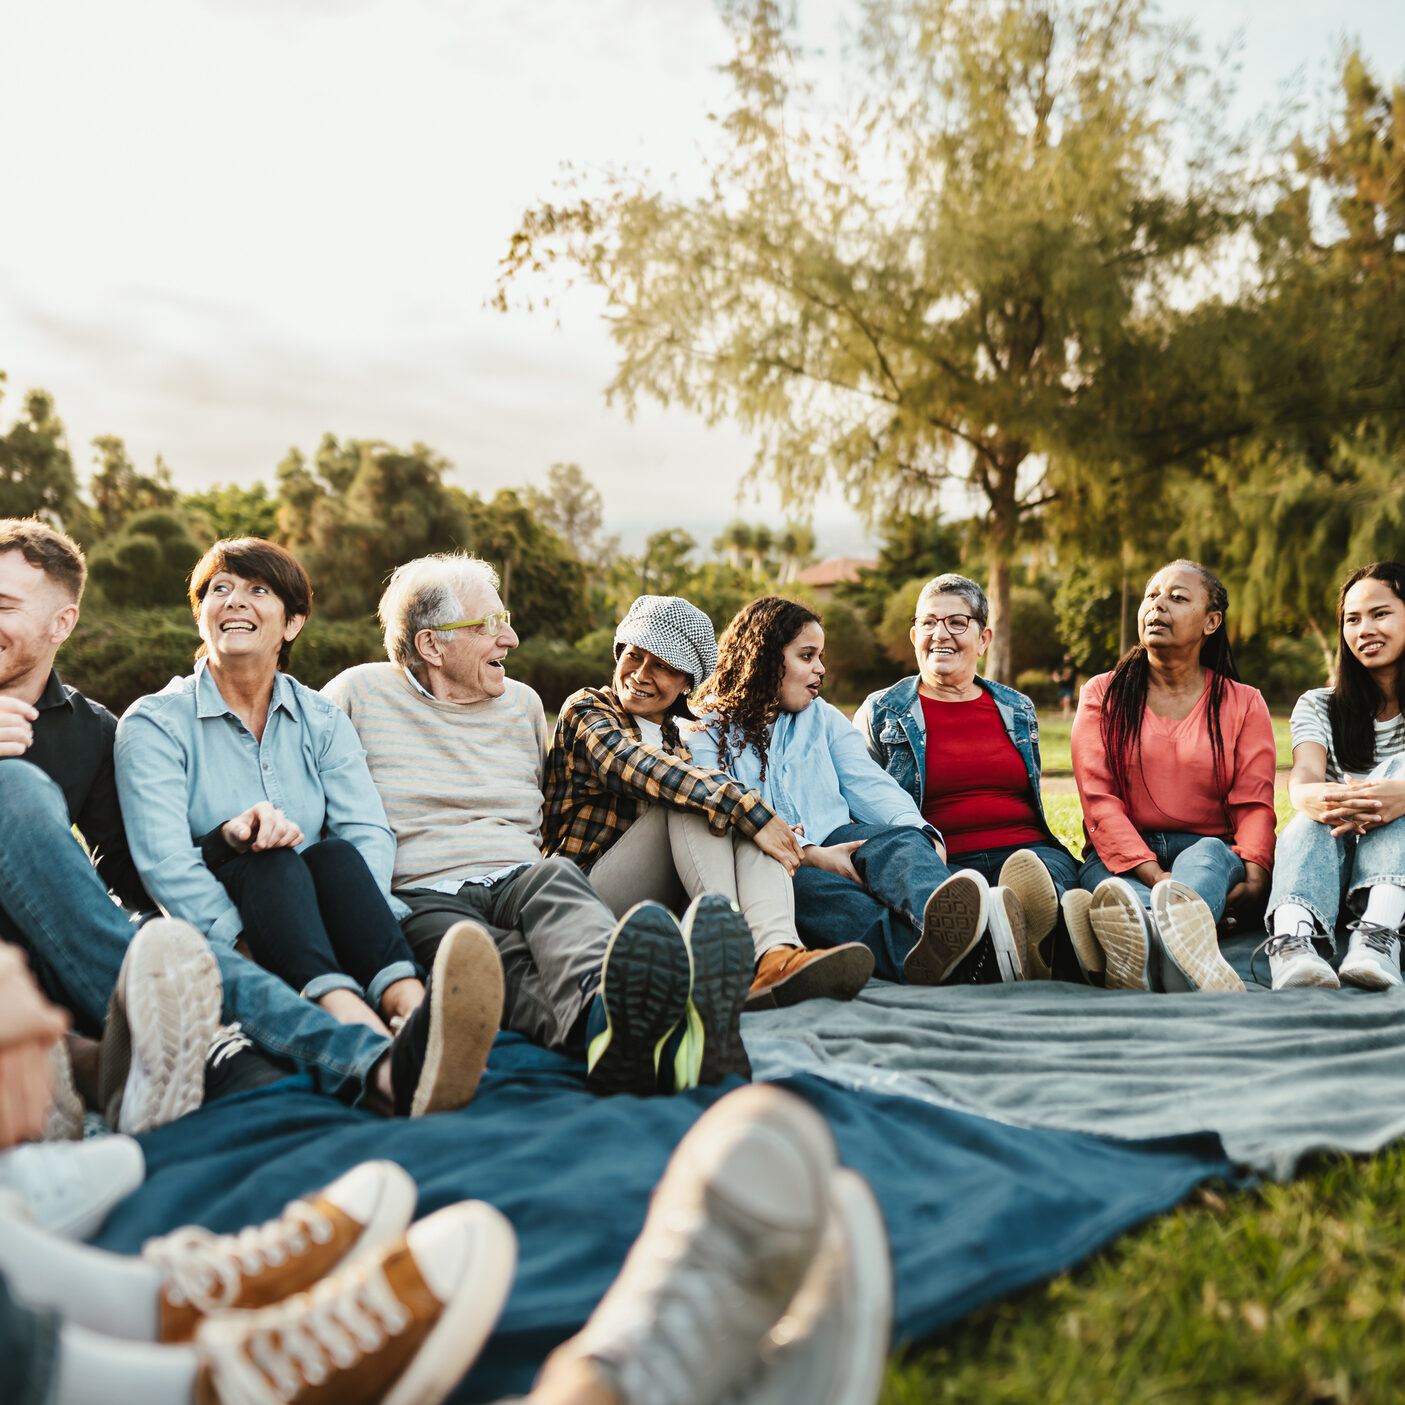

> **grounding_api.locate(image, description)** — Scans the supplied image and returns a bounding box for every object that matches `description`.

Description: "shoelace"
[244,1260,412,1397]
[207,1022,253,1068]
[148,1200,336,1313]
[1249,925,1318,988]
[1347,919,1400,955]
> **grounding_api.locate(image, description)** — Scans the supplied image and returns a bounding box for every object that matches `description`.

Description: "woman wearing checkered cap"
[543,595,873,1010]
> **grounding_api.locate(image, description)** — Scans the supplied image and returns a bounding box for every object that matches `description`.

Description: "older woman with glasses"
[856,573,1084,982]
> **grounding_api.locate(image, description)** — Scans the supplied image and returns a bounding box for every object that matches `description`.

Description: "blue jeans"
[0,758,388,1104]
[793,823,953,982]
[1267,761,1405,949]
[949,840,1080,896]
[1079,830,1245,923]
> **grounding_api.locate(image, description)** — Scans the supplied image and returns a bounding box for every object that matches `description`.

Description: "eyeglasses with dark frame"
[911,613,976,637]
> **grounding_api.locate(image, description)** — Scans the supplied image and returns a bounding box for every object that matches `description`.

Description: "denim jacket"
[854,673,1065,848]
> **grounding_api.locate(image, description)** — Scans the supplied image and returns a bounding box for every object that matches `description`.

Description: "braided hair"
[692,596,821,782]
[1100,560,1240,805]
[1329,562,1405,774]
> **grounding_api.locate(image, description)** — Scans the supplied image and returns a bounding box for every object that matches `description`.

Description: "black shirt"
[27,669,153,914]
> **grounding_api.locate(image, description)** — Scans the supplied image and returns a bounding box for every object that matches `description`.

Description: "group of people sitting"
[4,512,1405,1404]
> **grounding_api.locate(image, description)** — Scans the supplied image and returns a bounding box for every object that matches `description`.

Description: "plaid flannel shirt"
[543,685,775,869]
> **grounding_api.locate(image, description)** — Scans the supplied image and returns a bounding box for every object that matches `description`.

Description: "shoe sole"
[817,1169,894,1405]
[998,851,1058,976]
[108,921,223,1135]
[588,903,692,1097]
[905,873,987,985]
[986,887,1027,982]
[1151,882,1245,993]
[1061,889,1103,980]
[1338,959,1403,991]
[1275,961,1341,990]
[373,1203,519,1405]
[1089,882,1154,991]
[683,895,755,1085]
[742,943,875,1012]
[412,921,505,1117]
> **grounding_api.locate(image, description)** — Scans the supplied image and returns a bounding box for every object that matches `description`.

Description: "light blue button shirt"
[684,696,939,847]
[115,659,408,947]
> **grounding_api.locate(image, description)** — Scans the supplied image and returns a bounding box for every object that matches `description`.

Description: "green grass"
[881,1148,1405,1404]
[881,785,1399,1404]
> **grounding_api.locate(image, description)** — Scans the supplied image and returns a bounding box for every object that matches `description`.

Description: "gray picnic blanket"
[745,935,1405,1179]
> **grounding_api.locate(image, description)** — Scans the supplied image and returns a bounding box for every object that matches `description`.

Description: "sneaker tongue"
[389,999,431,1117]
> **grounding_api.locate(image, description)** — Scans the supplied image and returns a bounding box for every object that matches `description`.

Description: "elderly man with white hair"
[322,554,755,1097]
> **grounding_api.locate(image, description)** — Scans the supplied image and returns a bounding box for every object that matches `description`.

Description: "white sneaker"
[725,1169,892,1405]
[1088,878,1155,990]
[541,1084,835,1405]
[1255,926,1340,991]
[1060,889,1103,983]
[196,1198,516,1405]
[1151,881,1245,993]
[998,850,1058,977]
[99,918,223,1134]
[1338,920,1403,990]
[984,886,1027,982]
[0,1135,145,1240]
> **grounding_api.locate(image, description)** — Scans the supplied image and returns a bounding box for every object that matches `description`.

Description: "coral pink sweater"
[1071,670,1277,874]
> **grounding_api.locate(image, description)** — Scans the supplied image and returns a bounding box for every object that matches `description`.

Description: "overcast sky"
[2,0,1401,557]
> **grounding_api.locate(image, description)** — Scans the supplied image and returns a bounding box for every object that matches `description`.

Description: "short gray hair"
[916,573,989,627]
[378,554,501,673]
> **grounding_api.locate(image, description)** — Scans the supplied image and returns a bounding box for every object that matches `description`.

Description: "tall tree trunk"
[984,459,1021,684]
[1305,615,1336,686]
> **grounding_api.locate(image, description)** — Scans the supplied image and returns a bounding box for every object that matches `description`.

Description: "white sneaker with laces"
[1151,880,1245,993]
[724,1168,892,1405]
[1338,920,1403,990]
[541,1084,836,1405]
[1259,926,1340,991]
[195,1199,516,1405]
[0,1135,145,1240]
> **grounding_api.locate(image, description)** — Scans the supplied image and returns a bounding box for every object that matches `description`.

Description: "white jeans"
[588,805,797,958]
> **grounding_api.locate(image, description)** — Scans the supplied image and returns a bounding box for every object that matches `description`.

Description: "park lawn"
[880,786,1399,1405]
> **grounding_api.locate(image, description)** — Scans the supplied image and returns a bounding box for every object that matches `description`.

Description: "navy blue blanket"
[97,1034,1230,1401]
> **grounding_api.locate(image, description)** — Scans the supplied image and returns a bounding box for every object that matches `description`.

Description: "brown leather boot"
[744,944,874,1012]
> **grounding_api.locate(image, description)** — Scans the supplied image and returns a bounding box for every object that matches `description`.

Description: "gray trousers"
[588,805,797,959]
[398,857,616,1054]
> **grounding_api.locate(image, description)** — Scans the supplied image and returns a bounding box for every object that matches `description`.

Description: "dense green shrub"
[60,605,198,715]
[1016,669,1057,707]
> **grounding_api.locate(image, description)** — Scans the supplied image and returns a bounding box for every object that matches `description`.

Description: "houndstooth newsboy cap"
[614,595,718,688]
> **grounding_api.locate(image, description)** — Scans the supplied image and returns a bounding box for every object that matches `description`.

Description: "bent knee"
[0,757,68,815]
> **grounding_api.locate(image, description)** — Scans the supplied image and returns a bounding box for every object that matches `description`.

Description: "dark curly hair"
[692,596,822,781]
[1329,562,1405,774]
[1100,559,1239,806]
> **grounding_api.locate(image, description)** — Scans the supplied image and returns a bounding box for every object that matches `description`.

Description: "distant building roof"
[795,557,876,587]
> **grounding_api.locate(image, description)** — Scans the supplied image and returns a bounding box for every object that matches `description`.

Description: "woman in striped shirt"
[1260,562,1405,991]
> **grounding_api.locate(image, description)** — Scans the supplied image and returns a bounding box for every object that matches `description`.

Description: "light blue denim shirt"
[854,672,1067,848]
[684,696,939,847]
[115,659,408,948]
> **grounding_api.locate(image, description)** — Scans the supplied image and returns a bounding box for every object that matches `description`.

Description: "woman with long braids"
[686,596,1028,986]
[1258,563,1405,991]
[1071,560,1276,993]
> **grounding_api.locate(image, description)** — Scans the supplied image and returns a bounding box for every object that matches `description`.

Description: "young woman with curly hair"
[1258,562,1405,992]
[686,596,1028,986]
[1071,560,1277,995]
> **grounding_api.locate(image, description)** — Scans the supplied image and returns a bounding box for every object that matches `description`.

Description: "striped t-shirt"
[1289,687,1405,783]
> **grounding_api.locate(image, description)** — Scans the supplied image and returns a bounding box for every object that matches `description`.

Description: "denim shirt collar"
[194,656,300,723]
